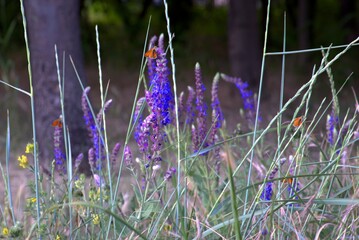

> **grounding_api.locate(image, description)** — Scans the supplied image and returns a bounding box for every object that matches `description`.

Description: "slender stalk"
[266,42,359,55]
[276,13,286,234]
[243,0,271,225]
[19,0,41,232]
[163,0,181,230]
[112,18,152,212]
[66,130,73,238]
[5,110,16,225]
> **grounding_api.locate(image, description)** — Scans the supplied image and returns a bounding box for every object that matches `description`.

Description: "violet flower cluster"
[124,145,133,167]
[148,34,174,126]
[185,86,196,126]
[193,63,208,152]
[110,142,121,165]
[210,74,224,130]
[147,35,158,82]
[82,87,102,170]
[53,121,66,173]
[164,167,176,181]
[135,34,174,169]
[260,158,286,201]
[81,87,112,171]
[221,74,259,123]
[326,110,338,146]
[209,74,223,175]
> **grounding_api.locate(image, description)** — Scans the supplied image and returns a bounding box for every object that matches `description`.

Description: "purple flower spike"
[158,33,165,54]
[147,35,158,82]
[178,91,185,125]
[134,98,146,144]
[326,111,338,146]
[209,73,223,167]
[53,122,66,173]
[88,148,95,171]
[261,182,273,201]
[110,143,121,164]
[93,174,104,188]
[74,153,84,170]
[81,87,104,169]
[211,74,223,130]
[191,124,199,152]
[154,44,174,126]
[82,87,94,138]
[260,160,285,201]
[137,113,154,153]
[96,99,113,125]
[164,167,176,181]
[221,74,259,123]
[195,63,207,148]
[124,145,133,167]
[186,86,196,125]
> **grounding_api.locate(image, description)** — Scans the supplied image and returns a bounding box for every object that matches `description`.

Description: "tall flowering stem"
[221,73,259,124]
[53,124,66,173]
[81,87,105,170]
[124,145,133,168]
[147,35,158,82]
[110,143,121,165]
[178,91,185,126]
[194,63,207,151]
[260,159,286,201]
[210,74,223,178]
[153,34,174,126]
[185,86,196,126]
[191,125,199,153]
[326,110,338,146]
[210,73,223,137]
[136,34,174,168]
[134,97,146,144]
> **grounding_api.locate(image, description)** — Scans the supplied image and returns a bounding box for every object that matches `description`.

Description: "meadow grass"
[0,0,359,239]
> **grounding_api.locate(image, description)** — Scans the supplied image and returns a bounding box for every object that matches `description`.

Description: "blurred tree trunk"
[228,0,261,88]
[340,0,357,41]
[298,0,309,50]
[297,0,316,63]
[24,0,90,173]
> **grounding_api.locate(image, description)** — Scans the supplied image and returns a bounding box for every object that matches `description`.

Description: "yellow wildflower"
[28,197,37,203]
[56,234,61,240]
[164,223,172,233]
[2,227,9,236]
[18,155,29,168]
[25,143,34,154]
[92,214,100,225]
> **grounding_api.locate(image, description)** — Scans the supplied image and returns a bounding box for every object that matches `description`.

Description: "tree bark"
[340,0,357,41]
[24,0,90,173]
[228,0,261,88]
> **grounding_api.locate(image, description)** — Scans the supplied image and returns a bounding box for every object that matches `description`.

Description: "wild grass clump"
[1,1,359,239]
